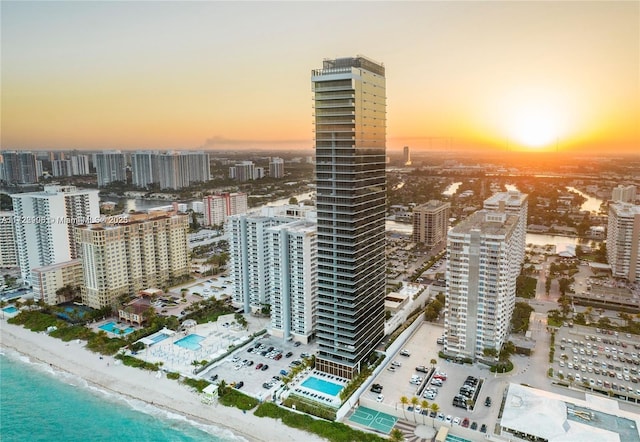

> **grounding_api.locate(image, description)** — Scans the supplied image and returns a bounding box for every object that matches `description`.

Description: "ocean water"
[0,351,243,442]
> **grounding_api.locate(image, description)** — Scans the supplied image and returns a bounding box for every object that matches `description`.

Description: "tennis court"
[349,406,398,434]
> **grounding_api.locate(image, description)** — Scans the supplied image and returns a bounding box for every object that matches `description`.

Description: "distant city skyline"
[2,1,638,153]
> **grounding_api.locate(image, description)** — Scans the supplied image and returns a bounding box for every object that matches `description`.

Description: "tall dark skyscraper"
[1,151,38,184]
[312,56,387,379]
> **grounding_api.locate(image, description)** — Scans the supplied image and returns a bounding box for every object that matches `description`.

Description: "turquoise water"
[0,352,242,442]
[174,334,204,351]
[446,435,472,442]
[99,321,135,335]
[2,306,18,313]
[301,376,343,396]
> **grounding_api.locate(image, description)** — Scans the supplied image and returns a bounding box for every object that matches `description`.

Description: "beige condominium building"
[32,259,84,305]
[412,200,450,248]
[76,211,189,309]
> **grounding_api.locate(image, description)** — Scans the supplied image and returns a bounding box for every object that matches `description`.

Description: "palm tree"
[217,379,227,396]
[430,358,437,367]
[420,399,429,424]
[400,396,409,420]
[410,396,419,422]
[389,428,404,442]
[429,402,440,428]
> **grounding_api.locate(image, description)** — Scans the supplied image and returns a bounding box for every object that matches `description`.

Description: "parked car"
[261,364,269,371]
[255,363,263,370]
[376,394,384,402]
[484,396,492,407]
[480,424,487,433]
[400,349,411,356]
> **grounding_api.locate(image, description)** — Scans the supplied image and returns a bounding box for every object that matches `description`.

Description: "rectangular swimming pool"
[149,332,170,344]
[174,334,205,351]
[2,306,18,314]
[301,376,343,396]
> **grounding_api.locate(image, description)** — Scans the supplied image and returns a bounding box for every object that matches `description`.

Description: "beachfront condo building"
[412,200,450,248]
[76,212,189,309]
[444,210,521,360]
[0,211,18,267]
[203,192,248,227]
[607,203,640,282]
[267,219,317,343]
[95,151,126,187]
[32,259,84,305]
[1,151,39,184]
[227,205,315,313]
[483,190,528,266]
[12,185,100,285]
[312,55,387,379]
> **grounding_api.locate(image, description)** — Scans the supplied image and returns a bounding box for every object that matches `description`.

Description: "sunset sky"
[2,1,638,153]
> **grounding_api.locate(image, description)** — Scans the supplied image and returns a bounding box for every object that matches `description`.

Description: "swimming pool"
[446,435,473,442]
[2,306,18,314]
[99,322,135,336]
[174,334,205,351]
[148,332,170,344]
[301,376,343,396]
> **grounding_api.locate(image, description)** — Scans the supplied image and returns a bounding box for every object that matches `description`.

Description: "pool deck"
[129,314,268,377]
[284,370,349,408]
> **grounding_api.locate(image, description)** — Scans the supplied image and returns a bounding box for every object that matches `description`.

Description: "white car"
[452,417,461,425]
[376,394,384,402]
[445,415,453,424]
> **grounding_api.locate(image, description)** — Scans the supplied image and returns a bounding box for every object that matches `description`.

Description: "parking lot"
[370,323,505,435]
[553,324,640,402]
[200,335,318,402]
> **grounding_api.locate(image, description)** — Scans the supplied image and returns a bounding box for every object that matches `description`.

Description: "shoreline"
[0,320,326,442]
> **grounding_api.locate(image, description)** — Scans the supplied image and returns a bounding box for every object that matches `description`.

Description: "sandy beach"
[0,320,326,442]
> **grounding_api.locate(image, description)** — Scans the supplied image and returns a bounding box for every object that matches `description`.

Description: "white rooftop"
[501,384,639,442]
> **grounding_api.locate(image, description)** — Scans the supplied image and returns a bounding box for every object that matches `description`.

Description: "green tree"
[400,396,409,420]
[410,396,419,422]
[389,428,404,442]
[420,399,429,424]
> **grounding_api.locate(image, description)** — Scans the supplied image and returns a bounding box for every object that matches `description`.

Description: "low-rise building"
[31,259,84,305]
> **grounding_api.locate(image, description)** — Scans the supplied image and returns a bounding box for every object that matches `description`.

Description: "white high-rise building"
[312,56,387,378]
[0,211,18,267]
[131,151,158,188]
[230,161,255,182]
[70,155,91,176]
[227,205,314,314]
[612,185,636,204]
[483,191,528,266]
[444,210,521,360]
[269,158,285,178]
[12,185,100,285]
[52,160,72,177]
[76,212,189,309]
[607,203,640,282]
[95,151,126,187]
[267,219,317,343]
